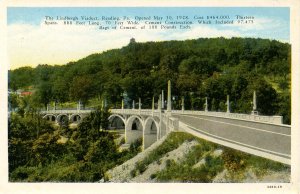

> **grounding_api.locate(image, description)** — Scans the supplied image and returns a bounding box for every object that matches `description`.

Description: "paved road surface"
[173,113,291,159]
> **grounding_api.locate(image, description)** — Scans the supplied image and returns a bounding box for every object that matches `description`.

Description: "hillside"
[8,106,290,182]
[106,132,290,183]
[9,37,291,123]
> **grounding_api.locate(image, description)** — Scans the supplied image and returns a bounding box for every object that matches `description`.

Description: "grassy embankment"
[128,132,289,182]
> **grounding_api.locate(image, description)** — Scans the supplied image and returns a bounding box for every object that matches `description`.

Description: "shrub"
[129,138,142,152]
[10,166,36,181]
[221,148,248,172]
[119,137,125,145]
[130,169,137,178]
[150,173,157,179]
[136,161,147,174]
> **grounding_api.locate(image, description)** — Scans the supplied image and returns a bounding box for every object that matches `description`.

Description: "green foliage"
[8,66,35,91]
[8,114,60,172]
[156,155,223,183]
[116,138,143,165]
[9,107,142,182]
[83,136,117,163]
[221,148,248,172]
[130,169,137,178]
[9,155,107,182]
[150,173,157,179]
[245,153,290,177]
[140,132,195,166]
[69,75,95,106]
[31,132,66,165]
[135,161,147,174]
[75,107,111,142]
[154,138,223,182]
[129,137,142,152]
[132,132,217,178]
[9,37,291,123]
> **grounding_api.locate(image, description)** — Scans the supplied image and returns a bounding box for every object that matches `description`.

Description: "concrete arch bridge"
[40,109,92,124]
[109,109,178,150]
[40,81,290,165]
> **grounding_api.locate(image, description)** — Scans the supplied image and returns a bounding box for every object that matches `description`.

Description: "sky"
[7,7,290,69]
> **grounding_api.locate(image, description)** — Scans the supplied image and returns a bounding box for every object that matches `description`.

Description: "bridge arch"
[70,114,82,123]
[108,114,126,124]
[125,115,144,144]
[108,114,126,130]
[43,114,56,122]
[143,117,159,149]
[56,114,69,124]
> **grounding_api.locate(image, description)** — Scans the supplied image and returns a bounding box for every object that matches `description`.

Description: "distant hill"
[8,37,291,123]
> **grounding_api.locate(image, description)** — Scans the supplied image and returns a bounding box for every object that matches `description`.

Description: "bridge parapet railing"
[43,108,283,125]
[110,109,161,117]
[168,117,179,131]
[40,109,93,114]
[172,110,283,125]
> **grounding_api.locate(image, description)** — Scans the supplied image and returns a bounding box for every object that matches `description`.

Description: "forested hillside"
[9,37,291,123]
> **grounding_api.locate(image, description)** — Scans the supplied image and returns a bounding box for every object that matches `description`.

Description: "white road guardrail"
[111,109,283,125]
[40,108,284,125]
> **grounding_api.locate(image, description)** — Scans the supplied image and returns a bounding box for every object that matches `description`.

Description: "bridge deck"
[40,108,291,164]
[173,113,291,163]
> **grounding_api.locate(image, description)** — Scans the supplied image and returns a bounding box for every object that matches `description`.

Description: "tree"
[84,135,117,163]
[31,132,66,165]
[8,93,19,111]
[52,76,70,103]
[8,67,35,91]
[35,81,53,109]
[69,76,94,107]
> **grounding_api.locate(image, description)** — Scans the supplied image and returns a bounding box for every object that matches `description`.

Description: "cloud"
[227,17,285,31]
[8,17,279,69]
[8,20,167,69]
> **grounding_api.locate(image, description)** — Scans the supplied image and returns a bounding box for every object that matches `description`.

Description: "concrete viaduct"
[40,80,291,165]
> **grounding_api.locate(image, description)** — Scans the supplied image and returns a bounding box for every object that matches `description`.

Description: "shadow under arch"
[143,117,159,149]
[125,115,144,144]
[43,114,56,122]
[108,114,126,130]
[70,114,82,123]
[56,114,69,124]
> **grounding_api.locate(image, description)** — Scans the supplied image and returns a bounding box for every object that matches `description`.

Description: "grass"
[50,97,103,109]
[155,142,224,182]
[264,75,291,94]
[131,132,197,174]
[130,132,290,183]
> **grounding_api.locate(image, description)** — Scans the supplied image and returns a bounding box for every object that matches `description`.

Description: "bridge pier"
[226,95,230,113]
[252,91,258,115]
[181,96,184,113]
[167,80,172,116]
[125,115,143,145]
[109,107,174,150]
[205,97,208,112]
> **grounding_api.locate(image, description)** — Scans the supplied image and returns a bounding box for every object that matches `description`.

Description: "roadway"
[172,113,291,162]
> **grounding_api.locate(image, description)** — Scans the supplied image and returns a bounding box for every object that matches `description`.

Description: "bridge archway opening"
[57,114,69,125]
[108,115,125,130]
[43,114,56,122]
[144,117,159,149]
[125,115,143,144]
[70,114,81,123]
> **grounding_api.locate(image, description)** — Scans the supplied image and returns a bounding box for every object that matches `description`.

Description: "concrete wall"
[143,134,157,149]
[159,121,167,138]
[172,110,283,125]
[126,130,143,144]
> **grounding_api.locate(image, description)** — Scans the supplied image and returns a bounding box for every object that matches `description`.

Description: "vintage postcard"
[0,0,299,194]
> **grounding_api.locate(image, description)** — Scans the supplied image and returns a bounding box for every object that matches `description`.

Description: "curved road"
[173,113,291,164]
